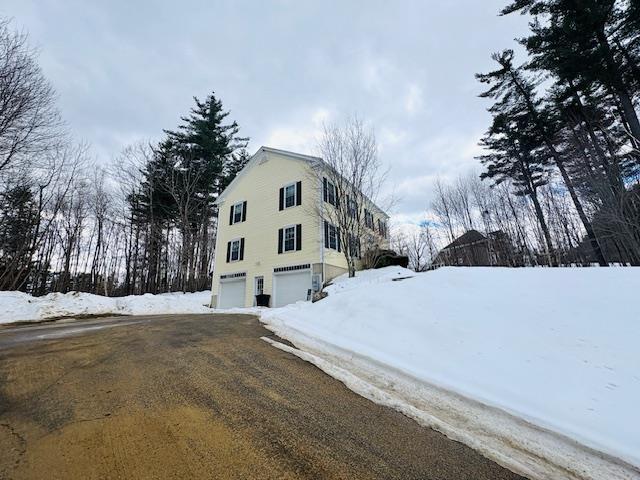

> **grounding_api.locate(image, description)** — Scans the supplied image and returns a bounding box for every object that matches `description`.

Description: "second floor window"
[348,234,361,258]
[284,225,296,251]
[278,224,302,253]
[226,238,245,262]
[324,221,340,251]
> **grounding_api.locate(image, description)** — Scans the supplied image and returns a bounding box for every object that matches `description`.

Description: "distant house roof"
[442,230,487,250]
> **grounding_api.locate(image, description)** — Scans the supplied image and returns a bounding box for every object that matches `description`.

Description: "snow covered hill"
[261,266,640,480]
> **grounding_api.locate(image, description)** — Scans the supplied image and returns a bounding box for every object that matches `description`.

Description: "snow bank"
[0,290,218,324]
[261,266,640,476]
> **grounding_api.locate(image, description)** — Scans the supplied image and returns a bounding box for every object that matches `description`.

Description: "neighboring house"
[433,229,516,267]
[211,146,389,308]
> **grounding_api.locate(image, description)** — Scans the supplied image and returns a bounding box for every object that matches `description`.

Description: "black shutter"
[242,201,247,222]
[229,205,234,225]
[226,241,231,262]
[323,178,328,202]
[278,228,283,254]
[296,181,302,206]
[296,224,302,251]
[336,228,341,252]
[279,187,284,211]
[324,221,329,248]
[335,189,340,208]
[239,238,245,260]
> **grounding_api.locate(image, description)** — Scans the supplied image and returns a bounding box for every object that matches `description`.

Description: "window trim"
[231,202,244,224]
[324,178,337,206]
[283,182,297,209]
[324,221,339,251]
[347,195,358,219]
[229,238,242,262]
[282,224,297,253]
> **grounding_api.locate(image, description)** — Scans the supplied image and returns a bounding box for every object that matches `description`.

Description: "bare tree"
[312,117,389,277]
[0,18,62,175]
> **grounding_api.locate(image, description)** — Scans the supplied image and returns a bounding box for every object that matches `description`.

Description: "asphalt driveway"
[0,314,525,479]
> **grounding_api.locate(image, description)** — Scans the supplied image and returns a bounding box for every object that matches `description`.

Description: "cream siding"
[212,147,391,307]
[212,151,322,307]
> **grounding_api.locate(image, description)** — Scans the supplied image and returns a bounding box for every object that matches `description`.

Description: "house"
[433,229,517,267]
[211,146,390,308]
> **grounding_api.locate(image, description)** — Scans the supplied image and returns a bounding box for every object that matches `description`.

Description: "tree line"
[0,18,248,295]
[395,0,639,269]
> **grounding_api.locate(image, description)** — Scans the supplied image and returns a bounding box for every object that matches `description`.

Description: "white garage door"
[273,270,311,307]
[218,278,246,308]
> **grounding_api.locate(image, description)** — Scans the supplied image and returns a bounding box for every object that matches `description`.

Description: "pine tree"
[0,183,37,290]
[478,112,556,263]
[476,49,608,265]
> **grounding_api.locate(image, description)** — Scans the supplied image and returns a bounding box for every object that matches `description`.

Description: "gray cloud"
[2,0,529,222]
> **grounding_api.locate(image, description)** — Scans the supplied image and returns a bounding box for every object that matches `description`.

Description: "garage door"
[273,270,311,307]
[218,278,246,308]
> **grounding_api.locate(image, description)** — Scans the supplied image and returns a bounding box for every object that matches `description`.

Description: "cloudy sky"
[3,1,529,223]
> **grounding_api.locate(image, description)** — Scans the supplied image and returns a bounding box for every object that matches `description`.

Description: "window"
[278,224,302,253]
[364,209,374,229]
[233,203,243,223]
[347,195,357,219]
[324,221,339,250]
[279,181,301,210]
[230,239,241,261]
[377,219,388,238]
[284,225,296,252]
[323,178,337,206]
[348,234,361,258]
[229,201,246,225]
[284,183,296,208]
[226,238,245,262]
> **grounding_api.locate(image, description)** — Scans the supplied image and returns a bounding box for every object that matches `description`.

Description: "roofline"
[215,146,390,218]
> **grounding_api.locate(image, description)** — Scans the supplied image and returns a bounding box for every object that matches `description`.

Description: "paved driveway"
[0,314,525,479]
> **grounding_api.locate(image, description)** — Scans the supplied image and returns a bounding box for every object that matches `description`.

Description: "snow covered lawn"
[0,290,217,324]
[261,266,640,479]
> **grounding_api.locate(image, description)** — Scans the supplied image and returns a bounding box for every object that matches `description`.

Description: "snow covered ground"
[261,266,640,480]
[2,267,638,478]
[0,290,219,324]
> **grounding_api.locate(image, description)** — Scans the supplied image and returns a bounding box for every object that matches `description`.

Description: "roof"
[442,230,487,250]
[215,146,389,218]
[214,146,321,206]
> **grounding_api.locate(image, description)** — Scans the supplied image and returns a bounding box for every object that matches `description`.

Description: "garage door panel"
[274,271,311,308]
[218,278,246,308]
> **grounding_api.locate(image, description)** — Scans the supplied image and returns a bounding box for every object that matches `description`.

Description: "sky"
[2,1,530,225]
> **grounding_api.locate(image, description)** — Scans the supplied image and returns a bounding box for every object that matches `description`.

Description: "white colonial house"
[211,146,389,308]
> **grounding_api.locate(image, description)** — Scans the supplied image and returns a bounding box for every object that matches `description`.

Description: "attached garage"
[273,267,312,308]
[217,275,246,308]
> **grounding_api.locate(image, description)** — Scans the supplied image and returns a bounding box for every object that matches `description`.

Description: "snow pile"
[0,290,216,324]
[261,266,640,472]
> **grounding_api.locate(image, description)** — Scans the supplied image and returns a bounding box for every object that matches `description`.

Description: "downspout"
[319,172,325,285]
[210,200,223,308]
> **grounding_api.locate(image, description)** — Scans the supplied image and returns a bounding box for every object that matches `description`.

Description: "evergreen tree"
[478,113,556,263]
[476,49,608,265]
[0,183,37,290]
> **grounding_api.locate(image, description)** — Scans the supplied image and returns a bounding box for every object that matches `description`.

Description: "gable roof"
[442,230,487,250]
[214,146,389,218]
[214,146,321,206]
